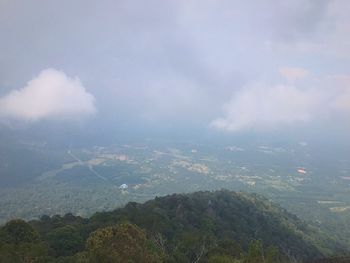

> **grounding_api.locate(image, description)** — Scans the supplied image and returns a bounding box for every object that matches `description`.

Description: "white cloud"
[211,70,350,132]
[279,67,309,83]
[327,75,350,112]
[324,0,350,58]
[211,83,317,132]
[0,69,96,122]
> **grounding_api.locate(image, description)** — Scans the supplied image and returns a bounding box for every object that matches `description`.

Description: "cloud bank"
[0,1,350,134]
[279,67,309,83]
[0,69,96,122]
[211,84,316,132]
[211,71,350,132]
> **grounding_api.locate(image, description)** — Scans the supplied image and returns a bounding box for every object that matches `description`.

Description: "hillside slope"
[89,190,342,260]
[0,190,348,262]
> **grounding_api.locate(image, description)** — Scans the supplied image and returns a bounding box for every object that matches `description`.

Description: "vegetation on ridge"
[0,190,348,262]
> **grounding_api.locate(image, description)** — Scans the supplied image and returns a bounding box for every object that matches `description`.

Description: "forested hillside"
[0,190,348,262]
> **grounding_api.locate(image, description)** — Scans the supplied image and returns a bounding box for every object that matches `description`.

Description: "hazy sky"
[0,0,349,136]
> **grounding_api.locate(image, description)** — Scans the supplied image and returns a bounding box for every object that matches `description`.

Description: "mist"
[0,0,349,143]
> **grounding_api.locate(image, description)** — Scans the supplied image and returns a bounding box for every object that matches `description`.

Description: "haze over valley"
[1,1,350,262]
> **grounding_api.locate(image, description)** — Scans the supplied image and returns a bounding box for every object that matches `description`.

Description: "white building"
[119,183,128,189]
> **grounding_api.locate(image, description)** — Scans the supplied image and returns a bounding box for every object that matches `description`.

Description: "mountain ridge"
[1,190,349,262]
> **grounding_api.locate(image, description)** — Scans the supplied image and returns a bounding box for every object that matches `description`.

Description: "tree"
[244,240,279,263]
[206,239,244,262]
[208,255,242,263]
[0,220,50,262]
[0,219,39,245]
[46,225,84,257]
[83,222,162,263]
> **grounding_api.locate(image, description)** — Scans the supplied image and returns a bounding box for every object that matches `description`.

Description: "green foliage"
[83,223,162,263]
[0,190,343,262]
[244,240,266,263]
[243,240,285,263]
[0,242,51,263]
[207,239,244,260]
[47,225,84,257]
[208,254,242,263]
[170,231,214,262]
[0,220,51,262]
[0,219,39,245]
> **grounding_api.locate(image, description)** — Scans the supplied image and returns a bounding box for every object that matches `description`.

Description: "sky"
[0,0,349,139]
